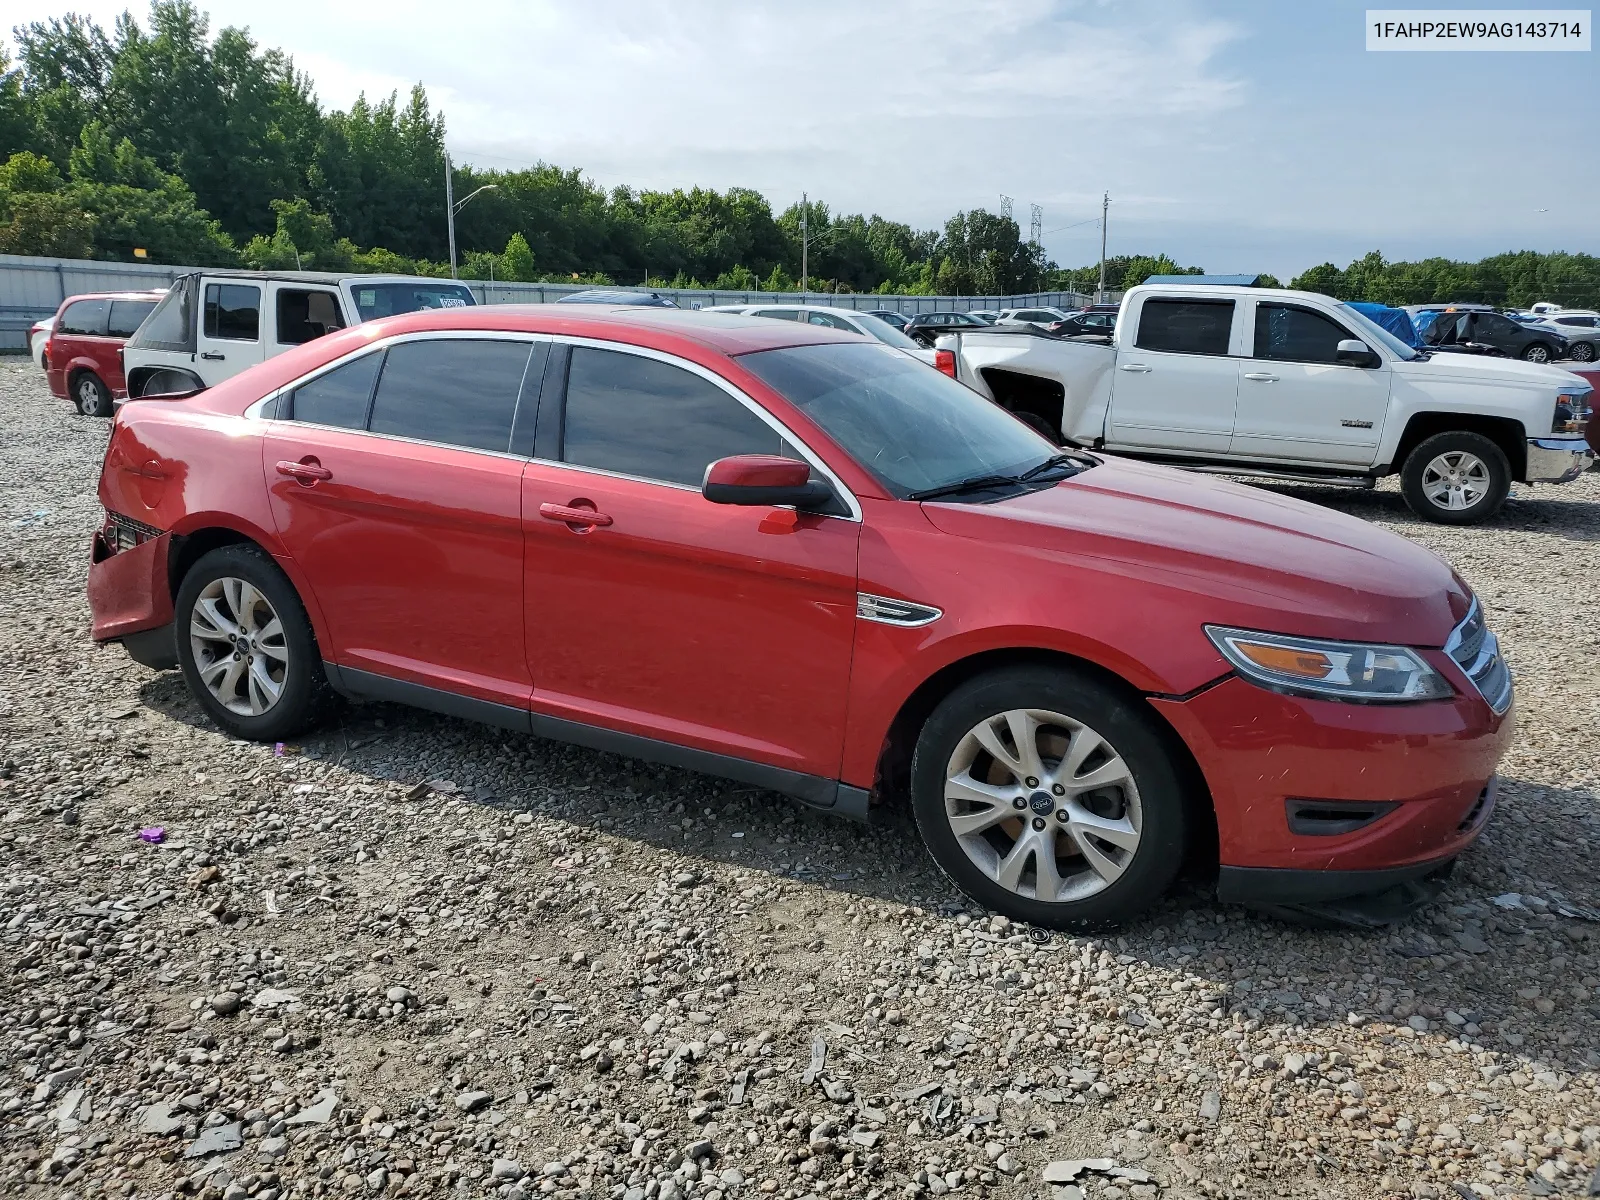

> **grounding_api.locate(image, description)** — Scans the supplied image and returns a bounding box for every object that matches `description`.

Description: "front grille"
[1444,598,1512,714]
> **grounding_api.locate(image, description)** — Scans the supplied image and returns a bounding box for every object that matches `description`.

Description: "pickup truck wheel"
[909,665,1188,931]
[74,372,112,417]
[1399,432,1510,525]
[175,545,336,742]
[1521,343,1553,363]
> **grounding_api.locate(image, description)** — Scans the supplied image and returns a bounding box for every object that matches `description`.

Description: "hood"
[920,456,1469,647]
[1398,350,1584,389]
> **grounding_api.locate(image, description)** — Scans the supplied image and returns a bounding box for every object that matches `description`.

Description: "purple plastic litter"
[139,827,165,844]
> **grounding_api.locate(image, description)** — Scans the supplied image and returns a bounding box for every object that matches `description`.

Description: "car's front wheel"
[1569,341,1596,363]
[175,544,334,741]
[909,665,1189,930]
[75,372,112,417]
[1399,431,1511,524]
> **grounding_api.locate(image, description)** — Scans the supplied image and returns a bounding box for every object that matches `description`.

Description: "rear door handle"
[1118,363,1152,373]
[539,502,613,528]
[200,352,226,361]
[1244,372,1280,382]
[275,459,332,483]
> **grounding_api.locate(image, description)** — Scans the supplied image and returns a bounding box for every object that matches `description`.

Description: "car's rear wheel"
[909,665,1189,930]
[1521,343,1553,363]
[175,544,334,741]
[1399,431,1511,525]
[1569,341,1596,363]
[75,372,112,417]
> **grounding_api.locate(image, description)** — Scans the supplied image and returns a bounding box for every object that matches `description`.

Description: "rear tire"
[909,665,1189,931]
[174,544,335,741]
[74,372,112,417]
[1399,431,1510,525]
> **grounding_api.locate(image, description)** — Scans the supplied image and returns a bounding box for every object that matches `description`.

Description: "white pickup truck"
[935,283,1595,523]
[121,270,476,400]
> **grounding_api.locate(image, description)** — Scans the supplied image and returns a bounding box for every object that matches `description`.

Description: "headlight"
[1553,391,1592,435]
[1205,626,1453,703]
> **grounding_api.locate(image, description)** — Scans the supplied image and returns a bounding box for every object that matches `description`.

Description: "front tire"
[1569,341,1595,363]
[174,544,334,741]
[75,372,112,417]
[909,665,1189,930]
[1521,342,1553,363]
[1399,431,1511,524]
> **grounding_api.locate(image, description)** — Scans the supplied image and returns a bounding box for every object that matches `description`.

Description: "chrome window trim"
[248,328,862,523]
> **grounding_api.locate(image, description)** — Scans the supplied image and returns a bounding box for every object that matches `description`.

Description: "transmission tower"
[1000,194,1013,221]
[1029,204,1043,247]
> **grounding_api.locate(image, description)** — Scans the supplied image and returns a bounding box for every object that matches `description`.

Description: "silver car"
[1537,312,1599,362]
[706,304,937,364]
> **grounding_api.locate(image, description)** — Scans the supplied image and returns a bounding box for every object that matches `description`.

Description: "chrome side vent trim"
[857,593,942,627]
[1444,598,1513,714]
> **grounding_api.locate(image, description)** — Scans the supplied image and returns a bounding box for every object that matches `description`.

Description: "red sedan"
[46,289,166,416]
[86,306,1513,928]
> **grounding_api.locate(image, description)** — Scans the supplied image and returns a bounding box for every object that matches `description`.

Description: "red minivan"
[46,290,166,416]
[85,307,1513,929]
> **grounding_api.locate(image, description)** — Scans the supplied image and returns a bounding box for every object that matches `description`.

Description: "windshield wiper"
[906,473,1024,502]
[1017,453,1088,481]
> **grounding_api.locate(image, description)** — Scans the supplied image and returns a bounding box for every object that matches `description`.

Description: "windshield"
[739,341,1063,498]
[1336,302,1420,360]
[851,312,921,350]
[352,282,476,321]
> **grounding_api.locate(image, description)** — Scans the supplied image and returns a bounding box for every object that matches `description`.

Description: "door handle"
[1244,372,1280,382]
[275,458,332,483]
[200,352,226,361]
[539,502,613,529]
[1118,363,1152,373]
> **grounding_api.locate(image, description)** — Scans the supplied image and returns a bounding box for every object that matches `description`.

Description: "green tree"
[501,232,536,281]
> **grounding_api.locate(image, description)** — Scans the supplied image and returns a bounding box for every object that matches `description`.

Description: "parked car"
[706,304,934,363]
[1536,311,1599,362]
[87,305,1512,928]
[44,290,166,416]
[29,315,55,370]
[1410,311,1507,358]
[122,272,476,399]
[997,306,1075,329]
[1420,309,1567,363]
[1048,310,1117,338]
[863,309,909,330]
[932,283,1594,524]
[966,310,1002,325]
[903,310,992,346]
[556,289,679,307]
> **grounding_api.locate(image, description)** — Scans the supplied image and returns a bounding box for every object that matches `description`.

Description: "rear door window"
[276,289,347,346]
[58,299,109,336]
[561,346,785,487]
[1253,303,1351,364]
[1135,299,1234,355]
[204,284,261,341]
[107,300,158,339]
[367,338,534,453]
[289,352,383,430]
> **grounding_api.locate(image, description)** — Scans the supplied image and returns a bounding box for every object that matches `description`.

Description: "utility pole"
[1000,194,1013,222]
[800,192,808,295]
[445,153,458,280]
[1097,192,1110,301]
[1029,204,1042,248]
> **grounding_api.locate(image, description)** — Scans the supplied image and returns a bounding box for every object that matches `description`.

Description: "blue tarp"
[1347,301,1423,348]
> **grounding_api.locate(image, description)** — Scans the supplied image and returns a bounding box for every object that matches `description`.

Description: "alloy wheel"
[1571,343,1596,363]
[77,378,100,414]
[1524,345,1550,363]
[943,708,1142,903]
[1421,451,1490,512]
[189,576,290,716]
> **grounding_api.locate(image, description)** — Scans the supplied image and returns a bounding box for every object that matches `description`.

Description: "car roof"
[172,269,468,286]
[350,303,863,355]
[714,304,865,318]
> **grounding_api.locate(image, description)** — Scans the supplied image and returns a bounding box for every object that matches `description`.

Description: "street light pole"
[800,192,808,296]
[1097,191,1110,301]
[445,153,458,280]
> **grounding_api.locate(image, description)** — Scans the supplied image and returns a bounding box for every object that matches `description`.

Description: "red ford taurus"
[87,306,1513,928]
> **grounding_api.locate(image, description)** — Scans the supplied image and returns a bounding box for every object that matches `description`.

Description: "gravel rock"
[0,359,1596,1198]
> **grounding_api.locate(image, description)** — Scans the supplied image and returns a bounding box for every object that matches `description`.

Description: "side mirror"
[702,455,833,508]
[1336,338,1379,368]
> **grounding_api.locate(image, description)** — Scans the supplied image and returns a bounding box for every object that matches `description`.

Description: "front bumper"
[1525,435,1594,483]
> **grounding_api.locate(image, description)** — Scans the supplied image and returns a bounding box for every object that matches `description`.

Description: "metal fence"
[0,251,1114,351]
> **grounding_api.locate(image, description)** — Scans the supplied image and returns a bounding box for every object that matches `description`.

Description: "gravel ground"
[1,356,1597,1200]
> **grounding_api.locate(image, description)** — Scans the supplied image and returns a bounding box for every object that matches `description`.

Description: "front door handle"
[1118,363,1152,373]
[200,352,226,361]
[275,458,332,484]
[539,502,613,529]
[1244,372,1280,382]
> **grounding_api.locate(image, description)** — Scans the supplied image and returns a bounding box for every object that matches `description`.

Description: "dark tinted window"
[752,309,801,321]
[58,299,109,336]
[107,300,157,339]
[1476,313,1519,338]
[562,347,783,486]
[1254,304,1352,364]
[204,284,261,341]
[368,339,533,452]
[290,352,382,430]
[277,290,346,345]
[1135,299,1234,355]
[351,282,474,321]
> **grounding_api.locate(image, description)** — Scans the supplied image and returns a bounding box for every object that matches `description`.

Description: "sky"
[6,0,1597,279]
